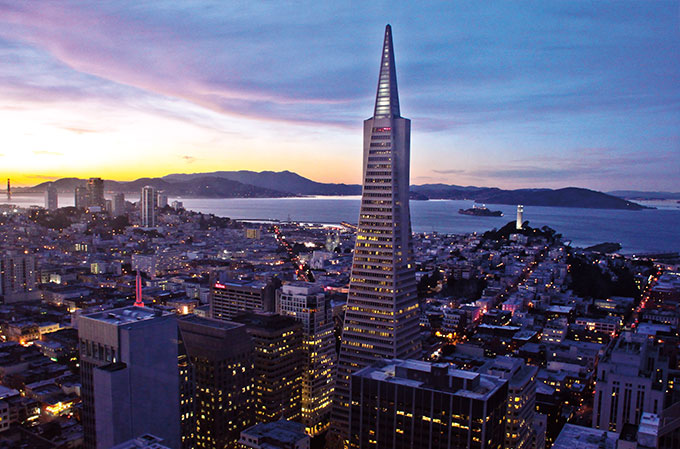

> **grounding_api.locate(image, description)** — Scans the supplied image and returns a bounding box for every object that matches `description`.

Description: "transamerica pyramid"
[332,24,422,441]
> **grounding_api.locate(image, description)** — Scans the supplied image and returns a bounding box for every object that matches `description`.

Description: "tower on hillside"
[516,204,524,230]
[332,24,422,440]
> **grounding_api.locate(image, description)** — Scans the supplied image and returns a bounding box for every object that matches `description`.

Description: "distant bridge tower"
[516,204,524,230]
[6,179,10,200]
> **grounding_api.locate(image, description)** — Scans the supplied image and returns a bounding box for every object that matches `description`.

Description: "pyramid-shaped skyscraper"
[332,24,422,439]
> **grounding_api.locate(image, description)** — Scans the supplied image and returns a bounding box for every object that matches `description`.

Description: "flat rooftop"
[241,420,307,444]
[552,424,618,449]
[83,306,162,326]
[179,314,242,331]
[355,359,505,400]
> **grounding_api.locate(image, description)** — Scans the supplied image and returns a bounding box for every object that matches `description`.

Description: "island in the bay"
[458,205,504,217]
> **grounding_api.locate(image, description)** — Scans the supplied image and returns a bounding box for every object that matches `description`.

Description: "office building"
[75,186,88,209]
[593,332,669,432]
[140,186,156,228]
[333,24,422,438]
[78,307,182,449]
[0,253,38,303]
[210,273,279,320]
[87,177,105,209]
[112,193,126,217]
[157,191,168,209]
[44,183,58,211]
[178,315,255,449]
[233,312,304,424]
[478,356,539,449]
[516,205,524,230]
[349,359,507,449]
[239,420,310,449]
[277,283,336,435]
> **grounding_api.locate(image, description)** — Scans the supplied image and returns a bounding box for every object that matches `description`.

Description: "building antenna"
[134,270,144,307]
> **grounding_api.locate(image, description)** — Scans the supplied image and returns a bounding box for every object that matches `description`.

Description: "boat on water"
[458,204,503,217]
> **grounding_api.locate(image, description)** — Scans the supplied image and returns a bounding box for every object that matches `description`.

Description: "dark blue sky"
[1,1,678,190]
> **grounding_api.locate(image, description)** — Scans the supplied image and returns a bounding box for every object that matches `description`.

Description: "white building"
[516,204,524,230]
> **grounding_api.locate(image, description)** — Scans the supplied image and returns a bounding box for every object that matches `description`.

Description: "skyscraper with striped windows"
[332,24,422,441]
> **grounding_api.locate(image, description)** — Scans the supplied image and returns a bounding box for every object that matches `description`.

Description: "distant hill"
[24,176,289,198]
[411,185,646,210]
[163,170,361,195]
[608,190,680,200]
[21,171,647,210]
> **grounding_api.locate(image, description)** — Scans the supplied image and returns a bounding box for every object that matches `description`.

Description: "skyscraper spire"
[374,24,400,119]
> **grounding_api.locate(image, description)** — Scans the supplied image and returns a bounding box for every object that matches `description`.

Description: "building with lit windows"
[178,315,255,449]
[593,332,669,432]
[44,183,58,211]
[233,312,304,424]
[78,307,183,449]
[0,253,38,303]
[210,273,279,320]
[87,177,105,209]
[478,356,540,449]
[75,185,88,209]
[276,282,336,435]
[333,24,422,439]
[140,186,157,228]
[349,359,507,449]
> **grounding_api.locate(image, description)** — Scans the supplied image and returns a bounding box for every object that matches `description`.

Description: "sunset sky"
[1,1,678,190]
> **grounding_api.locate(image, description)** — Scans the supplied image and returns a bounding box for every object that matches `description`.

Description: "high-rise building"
[112,193,126,217]
[75,186,88,209]
[516,205,524,230]
[593,332,670,432]
[44,183,58,211]
[277,283,336,435]
[0,253,38,303]
[157,191,168,209]
[178,315,255,449]
[233,312,304,424]
[333,24,422,438]
[87,177,105,209]
[349,359,508,449]
[210,273,279,320]
[478,356,539,449]
[78,307,183,449]
[140,186,156,228]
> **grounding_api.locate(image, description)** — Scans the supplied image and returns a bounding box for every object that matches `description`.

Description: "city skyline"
[1,2,678,191]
